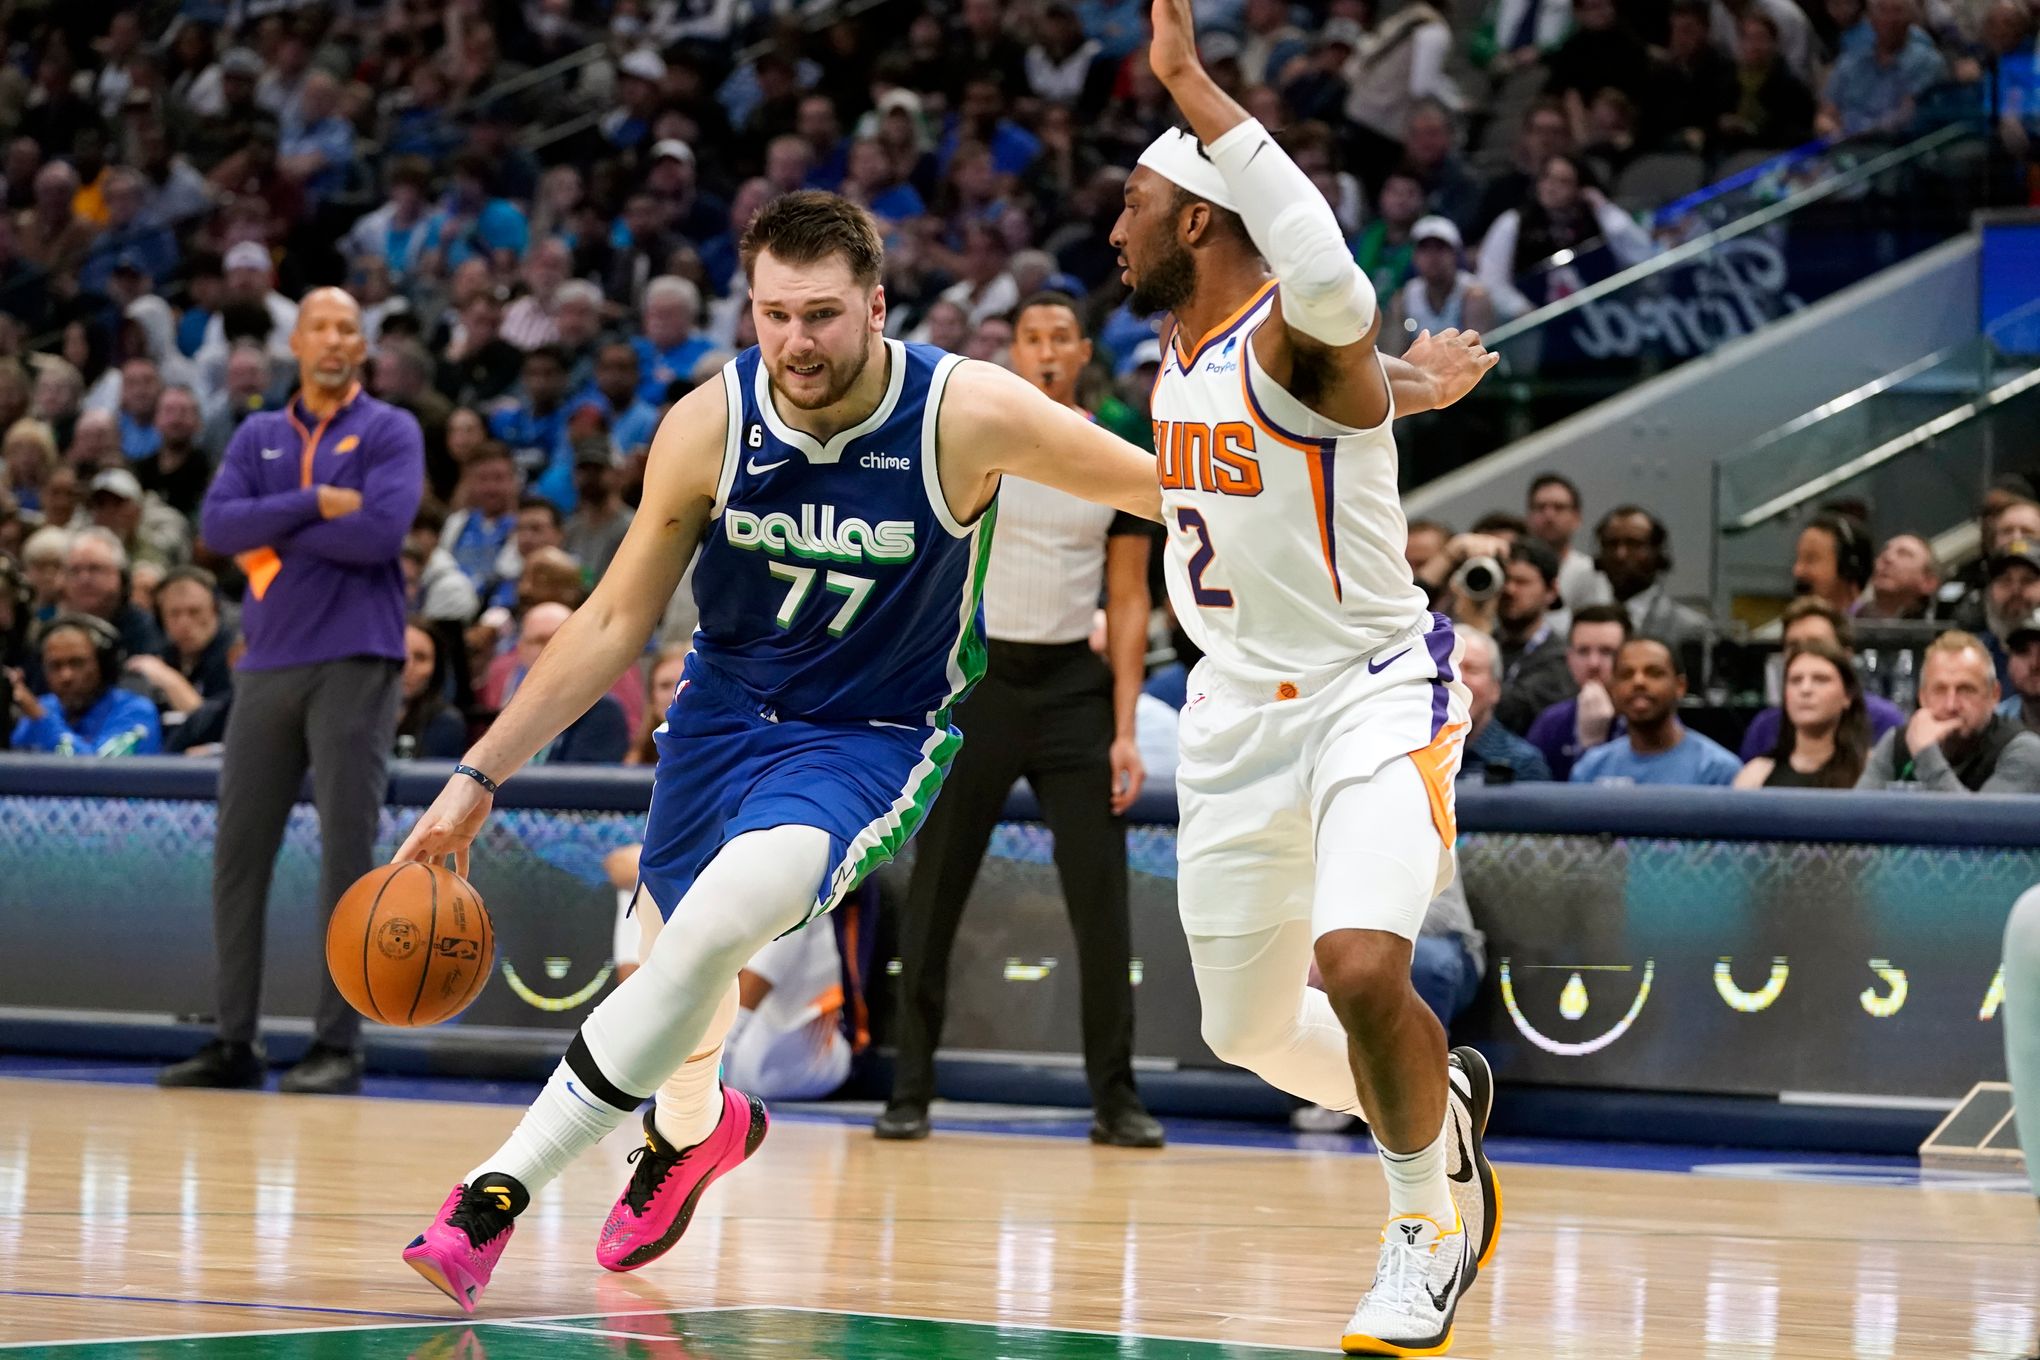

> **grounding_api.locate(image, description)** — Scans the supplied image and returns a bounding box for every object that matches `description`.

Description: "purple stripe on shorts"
[1423,612,1457,740]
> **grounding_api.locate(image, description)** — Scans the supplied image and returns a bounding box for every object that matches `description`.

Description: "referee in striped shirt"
[878,294,1164,1148]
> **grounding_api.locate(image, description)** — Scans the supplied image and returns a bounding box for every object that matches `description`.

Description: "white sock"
[465,1058,634,1196]
[458,827,824,1192]
[654,981,739,1149]
[1376,1117,1455,1227]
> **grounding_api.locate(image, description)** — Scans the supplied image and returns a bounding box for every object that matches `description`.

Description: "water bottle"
[395,734,418,760]
[1859,649,1882,700]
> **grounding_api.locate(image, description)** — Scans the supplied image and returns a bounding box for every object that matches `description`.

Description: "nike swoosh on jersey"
[1367,646,1412,674]
[261,447,284,460]
[746,457,791,474]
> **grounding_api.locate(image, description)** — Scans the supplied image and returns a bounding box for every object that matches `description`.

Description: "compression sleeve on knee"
[1205,118,1377,348]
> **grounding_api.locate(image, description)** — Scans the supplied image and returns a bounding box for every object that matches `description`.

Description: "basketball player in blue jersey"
[1119,0,1503,1351]
[388,193,1172,1312]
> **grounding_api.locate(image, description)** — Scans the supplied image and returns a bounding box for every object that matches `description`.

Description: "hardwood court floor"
[1,1077,2036,1358]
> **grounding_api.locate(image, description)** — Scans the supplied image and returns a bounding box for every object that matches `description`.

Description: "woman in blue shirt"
[8,614,162,756]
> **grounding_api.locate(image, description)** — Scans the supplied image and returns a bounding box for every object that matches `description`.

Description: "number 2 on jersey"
[767,562,876,636]
[1174,508,1234,608]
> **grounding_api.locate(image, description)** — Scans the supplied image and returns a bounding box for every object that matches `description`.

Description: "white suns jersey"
[1153,282,1428,688]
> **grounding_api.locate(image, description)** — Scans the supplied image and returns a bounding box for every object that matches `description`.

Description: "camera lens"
[1451,555,1504,602]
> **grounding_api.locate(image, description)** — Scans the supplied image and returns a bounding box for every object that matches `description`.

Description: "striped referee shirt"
[984,474,1148,645]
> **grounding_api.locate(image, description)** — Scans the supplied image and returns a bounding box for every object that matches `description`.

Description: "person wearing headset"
[7,612,162,755]
[1593,505,1713,642]
[1791,512,1873,618]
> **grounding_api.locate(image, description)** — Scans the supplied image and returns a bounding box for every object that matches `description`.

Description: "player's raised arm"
[392,380,728,871]
[1141,0,1503,424]
[937,358,1162,523]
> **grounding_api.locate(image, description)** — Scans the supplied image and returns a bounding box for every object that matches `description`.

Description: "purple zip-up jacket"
[201,386,424,672]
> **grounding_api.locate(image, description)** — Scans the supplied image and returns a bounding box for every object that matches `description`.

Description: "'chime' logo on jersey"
[724,504,917,564]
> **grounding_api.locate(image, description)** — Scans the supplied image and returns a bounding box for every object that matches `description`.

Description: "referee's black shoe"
[873,1102,931,1140]
[1090,1105,1166,1148]
[158,1039,267,1089]
[280,1043,364,1095]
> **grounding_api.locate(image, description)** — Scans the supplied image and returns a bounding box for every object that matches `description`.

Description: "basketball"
[325,863,494,1028]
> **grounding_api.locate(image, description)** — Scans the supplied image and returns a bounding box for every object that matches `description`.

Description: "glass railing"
[1400,120,1998,482]
[1489,122,1981,357]
[1716,296,2040,537]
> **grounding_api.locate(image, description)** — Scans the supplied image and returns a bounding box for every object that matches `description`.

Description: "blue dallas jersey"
[688,339,998,724]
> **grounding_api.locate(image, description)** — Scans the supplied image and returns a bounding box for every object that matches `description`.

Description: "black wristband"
[453,763,500,795]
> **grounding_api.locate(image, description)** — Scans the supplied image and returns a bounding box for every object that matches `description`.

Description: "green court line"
[3,1307,1334,1358]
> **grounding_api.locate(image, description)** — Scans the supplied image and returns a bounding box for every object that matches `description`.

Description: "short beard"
[773,340,873,412]
[1127,240,1198,318]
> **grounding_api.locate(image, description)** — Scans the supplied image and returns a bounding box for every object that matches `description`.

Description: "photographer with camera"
[1412,528,1511,629]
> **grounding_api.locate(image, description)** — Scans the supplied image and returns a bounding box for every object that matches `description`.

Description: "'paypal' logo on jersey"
[1206,334,1240,375]
[726,504,916,563]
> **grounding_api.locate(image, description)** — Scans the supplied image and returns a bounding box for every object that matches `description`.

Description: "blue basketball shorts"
[636,655,959,927]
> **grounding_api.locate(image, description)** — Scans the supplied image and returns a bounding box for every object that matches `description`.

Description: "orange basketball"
[326,862,494,1027]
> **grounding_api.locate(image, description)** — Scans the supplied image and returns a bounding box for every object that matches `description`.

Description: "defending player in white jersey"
[1113,1,1502,1353]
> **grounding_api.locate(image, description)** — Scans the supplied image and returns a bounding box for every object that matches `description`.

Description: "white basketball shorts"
[1174,612,1470,940]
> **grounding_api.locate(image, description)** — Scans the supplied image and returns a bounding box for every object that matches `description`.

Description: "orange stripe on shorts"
[1407,722,1468,849]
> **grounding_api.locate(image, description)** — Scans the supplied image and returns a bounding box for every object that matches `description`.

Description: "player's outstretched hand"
[393,775,493,881]
[1148,0,1203,86]
[1403,327,1499,410]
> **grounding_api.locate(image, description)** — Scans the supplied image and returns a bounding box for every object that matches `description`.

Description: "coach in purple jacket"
[160,288,425,1096]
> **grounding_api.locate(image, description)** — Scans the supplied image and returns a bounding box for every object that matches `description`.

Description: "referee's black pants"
[889,640,1141,1116]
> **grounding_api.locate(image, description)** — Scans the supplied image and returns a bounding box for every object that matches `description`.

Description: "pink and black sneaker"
[403,1173,527,1314]
[597,1087,769,1272]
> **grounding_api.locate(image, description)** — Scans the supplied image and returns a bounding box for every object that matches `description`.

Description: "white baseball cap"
[224,241,273,274]
[90,468,144,503]
[651,139,694,164]
[1412,215,1462,250]
[877,88,924,118]
[618,49,667,83]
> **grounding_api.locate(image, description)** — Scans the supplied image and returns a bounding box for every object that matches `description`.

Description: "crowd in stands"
[1386,470,2040,793]
[0,0,2032,770]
